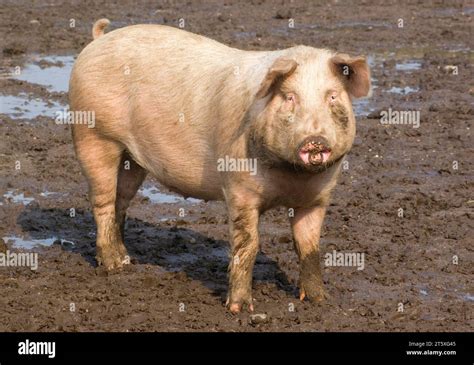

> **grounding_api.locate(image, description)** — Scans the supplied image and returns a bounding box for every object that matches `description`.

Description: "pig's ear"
[330,54,371,98]
[256,57,298,99]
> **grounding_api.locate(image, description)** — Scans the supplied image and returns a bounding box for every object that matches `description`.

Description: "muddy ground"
[0,0,473,332]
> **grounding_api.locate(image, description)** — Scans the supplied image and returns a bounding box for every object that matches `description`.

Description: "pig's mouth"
[298,138,332,166]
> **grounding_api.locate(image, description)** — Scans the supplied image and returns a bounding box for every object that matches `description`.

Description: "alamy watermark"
[380,107,420,129]
[324,250,365,271]
[217,155,257,176]
[0,250,38,271]
[18,339,55,358]
[55,108,95,128]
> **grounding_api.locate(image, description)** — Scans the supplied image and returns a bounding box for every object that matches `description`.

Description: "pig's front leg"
[225,192,260,313]
[290,206,328,302]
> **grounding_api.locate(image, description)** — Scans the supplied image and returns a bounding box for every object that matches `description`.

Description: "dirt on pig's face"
[250,47,370,173]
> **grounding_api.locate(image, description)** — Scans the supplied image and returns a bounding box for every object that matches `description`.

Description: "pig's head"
[249,46,371,172]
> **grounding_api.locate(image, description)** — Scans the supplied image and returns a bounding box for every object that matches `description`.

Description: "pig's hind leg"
[74,132,129,270]
[115,151,147,244]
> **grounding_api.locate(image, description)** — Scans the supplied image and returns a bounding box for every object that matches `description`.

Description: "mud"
[0,0,473,332]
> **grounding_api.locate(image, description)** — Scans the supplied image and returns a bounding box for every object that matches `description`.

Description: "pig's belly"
[125,135,224,202]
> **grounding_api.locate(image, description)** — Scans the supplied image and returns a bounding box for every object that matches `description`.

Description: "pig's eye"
[285,93,296,103]
[329,91,338,103]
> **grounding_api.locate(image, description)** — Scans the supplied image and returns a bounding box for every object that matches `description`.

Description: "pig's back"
[70,24,240,117]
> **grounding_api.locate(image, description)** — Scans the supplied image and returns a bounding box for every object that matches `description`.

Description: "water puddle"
[377,47,472,60]
[139,185,202,204]
[233,31,257,40]
[1,54,73,119]
[3,235,75,250]
[463,294,474,302]
[39,191,66,198]
[2,190,35,206]
[14,55,75,93]
[273,20,391,35]
[386,86,419,95]
[395,61,422,72]
[0,93,63,119]
[332,20,391,30]
[432,7,474,16]
[1,190,68,205]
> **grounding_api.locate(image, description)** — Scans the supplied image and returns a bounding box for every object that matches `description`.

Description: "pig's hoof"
[226,296,254,314]
[96,251,127,271]
[228,301,254,314]
[299,286,329,303]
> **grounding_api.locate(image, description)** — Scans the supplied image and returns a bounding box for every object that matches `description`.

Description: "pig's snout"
[297,136,332,166]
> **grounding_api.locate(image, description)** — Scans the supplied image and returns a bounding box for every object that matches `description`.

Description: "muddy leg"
[74,133,127,270]
[115,152,147,245]
[290,205,327,302]
[225,194,260,313]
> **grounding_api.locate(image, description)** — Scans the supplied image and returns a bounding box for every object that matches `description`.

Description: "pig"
[69,19,371,313]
